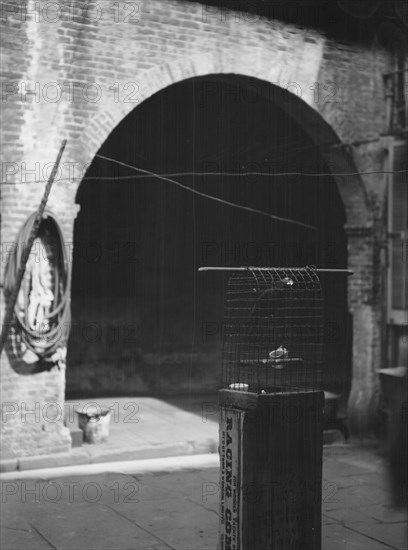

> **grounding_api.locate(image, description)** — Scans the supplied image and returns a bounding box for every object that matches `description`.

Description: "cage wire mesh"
[221,267,324,393]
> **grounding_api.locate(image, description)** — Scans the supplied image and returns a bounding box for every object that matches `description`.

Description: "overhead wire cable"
[2,168,407,187]
[94,153,317,230]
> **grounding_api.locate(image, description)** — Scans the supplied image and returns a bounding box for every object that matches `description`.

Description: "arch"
[72,54,371,228]
[70,77,351,401]
[70,62,379,432]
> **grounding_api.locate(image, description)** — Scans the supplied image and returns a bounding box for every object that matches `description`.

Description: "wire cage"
[221,266,324,393]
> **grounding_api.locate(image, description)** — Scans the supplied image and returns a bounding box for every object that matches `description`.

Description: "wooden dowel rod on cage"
[198,266,354,275]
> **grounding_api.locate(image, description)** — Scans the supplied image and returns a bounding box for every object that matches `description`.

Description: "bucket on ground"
[75,405,111,443]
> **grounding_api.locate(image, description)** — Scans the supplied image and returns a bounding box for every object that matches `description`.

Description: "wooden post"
[218,389,324,550]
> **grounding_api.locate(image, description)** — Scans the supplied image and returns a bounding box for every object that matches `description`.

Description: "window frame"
[387,138,408,325]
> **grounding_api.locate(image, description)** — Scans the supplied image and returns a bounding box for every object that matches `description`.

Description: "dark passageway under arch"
[67,75,350,399]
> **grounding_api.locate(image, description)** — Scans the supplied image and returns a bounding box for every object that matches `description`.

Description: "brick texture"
[0,0,404,455]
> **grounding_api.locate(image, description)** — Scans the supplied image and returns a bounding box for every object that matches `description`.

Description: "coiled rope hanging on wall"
[3,211,71,366]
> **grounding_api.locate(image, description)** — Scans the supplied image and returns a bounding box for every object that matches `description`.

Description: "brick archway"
[70,56,376,433]
[0,1,389,463]
[73,55,371,230]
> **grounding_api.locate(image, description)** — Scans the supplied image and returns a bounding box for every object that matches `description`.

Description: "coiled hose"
[3,211,71,363]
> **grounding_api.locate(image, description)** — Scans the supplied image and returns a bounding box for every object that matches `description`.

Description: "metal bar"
[198,266,354,275]
[0,139,67,356]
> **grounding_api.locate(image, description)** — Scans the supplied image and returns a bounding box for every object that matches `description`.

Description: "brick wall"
[0,0,402,455]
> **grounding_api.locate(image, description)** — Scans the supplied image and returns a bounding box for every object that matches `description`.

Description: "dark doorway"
[67,75,350,399]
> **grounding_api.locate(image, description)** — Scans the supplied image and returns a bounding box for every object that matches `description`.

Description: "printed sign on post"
[219,407,243,550]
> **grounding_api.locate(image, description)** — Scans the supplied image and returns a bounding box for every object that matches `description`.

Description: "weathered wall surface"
[0,0,399,456]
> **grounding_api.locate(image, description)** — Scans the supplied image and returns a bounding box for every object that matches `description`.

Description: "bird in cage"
[266,345,289,369]
[269,346,288,360]
[246,284,291,362]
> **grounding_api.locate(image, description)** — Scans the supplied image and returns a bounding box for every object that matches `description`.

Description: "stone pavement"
[1,393,345,473]
[1,445,407,549]
[1,395,220,472]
